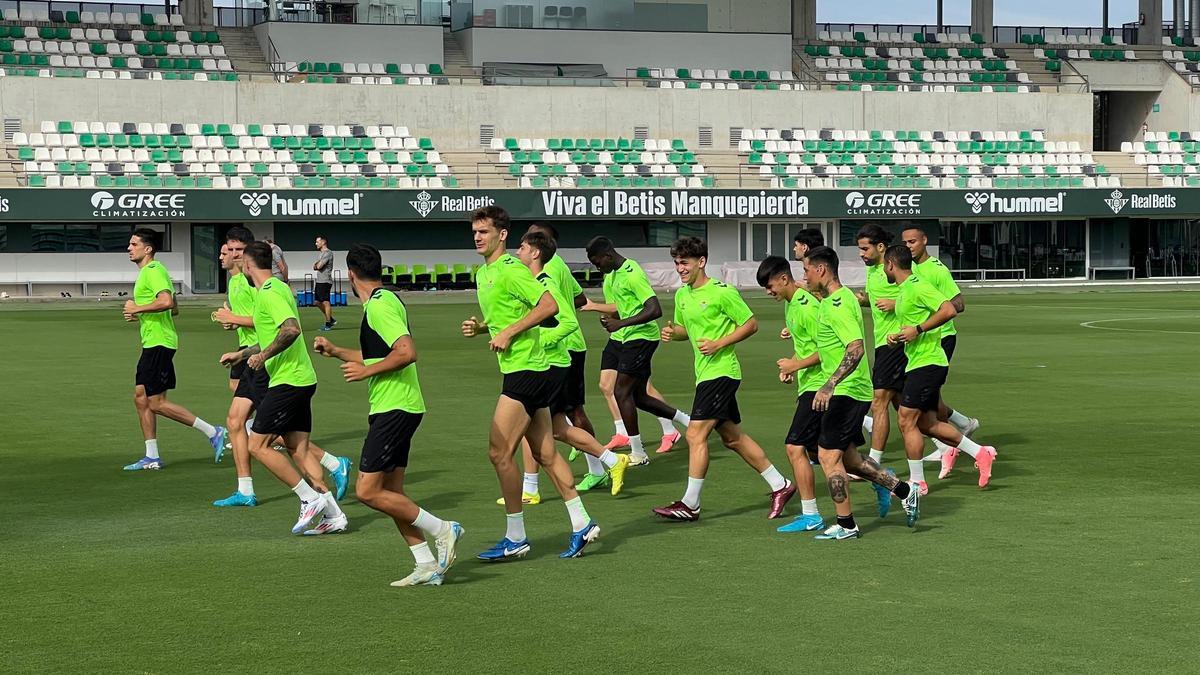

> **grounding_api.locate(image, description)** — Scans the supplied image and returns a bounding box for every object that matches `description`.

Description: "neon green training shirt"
[814,286,873,402]
[227,272,258,348]
[362,288,425,415]
[895,275,951,371]
[542,254,587,353]
[865,263,900,349]
[913,256,961,337]
[785,288,824,394]
[475,253,551,374]
[133,260,177,349]
[602,258,660,343]
[253,277,317,388]
[535,271,579,368]
[672,278,754,383]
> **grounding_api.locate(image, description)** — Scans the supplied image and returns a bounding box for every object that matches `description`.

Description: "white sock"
[292,479,319,502]
[237,476,254,496]
[598,449,618,469]
[629,434,647,459]
[244,418,254,435]
[907,459,926,484]
[319,452,341,472]
[192,417,217,438]
[863,415,874,433]
[144,439,160,459]
[760,465,788,491]
[410,542,436,565]
[505,511,526,541]
[682,476,705,509]
[801,498,819,515]
[412,508,446,536]
[584,453,606,476]
[673,410,691,426]
[322,492,345,517]
[957,436,982,458]
[869,448,884,463]
[615,419,627,436]
[658,417,675,434]
[564,496,590,531]
[522,472,539,494]
[949,409,971,429]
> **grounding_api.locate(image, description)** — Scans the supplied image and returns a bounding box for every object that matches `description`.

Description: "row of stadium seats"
[0,67,234,80]
[804,45,1008,60]
[652,80,801,91]
[768,175,1121,189]
[25,175,458,189]
[818,30,985,45]
[290,61,441,76]
[515,176,714,189]
[488,136,708,185]
[1023,33,1123,46]
[1,9,185,26]
[10,121,456,188]
[738,128,1048,142]
[0,26,221,44]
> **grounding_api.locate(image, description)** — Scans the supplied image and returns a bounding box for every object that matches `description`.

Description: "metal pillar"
[936,0,943,31]
[1176,0,1186,37]
[1192,0,1200,36]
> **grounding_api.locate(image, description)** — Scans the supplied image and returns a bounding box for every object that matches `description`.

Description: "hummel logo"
[963,191,989,214]
[239,192,270,217]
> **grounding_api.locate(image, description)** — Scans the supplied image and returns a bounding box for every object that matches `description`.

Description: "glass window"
[938,220,1085,279]
[7,224,168,253]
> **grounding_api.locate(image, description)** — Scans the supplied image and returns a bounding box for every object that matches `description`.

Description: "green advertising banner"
[0,187,1188,222]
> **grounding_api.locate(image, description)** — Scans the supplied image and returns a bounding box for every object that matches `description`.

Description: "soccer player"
[313,243,463,587]
[121,228,226,471]
[213,228,351,507]
[514,231,630,496]
[583,236,690,465]
[653,237,794,521]
[803,246,920,538]
[900,226,981,477]
[884,245,998,489]
[462,206,600,560]
[312,234,336,331]
[220,241,348,535]
[855,224,904,467]
[779,228,824,340]
[757,255,826,533]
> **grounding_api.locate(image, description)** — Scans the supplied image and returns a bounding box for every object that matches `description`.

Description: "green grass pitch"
[3,288,1197,672]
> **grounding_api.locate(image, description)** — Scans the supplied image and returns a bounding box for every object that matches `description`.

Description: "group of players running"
[117,205,996,588]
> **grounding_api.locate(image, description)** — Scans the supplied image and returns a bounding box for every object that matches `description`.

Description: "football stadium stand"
[488,136,713,188]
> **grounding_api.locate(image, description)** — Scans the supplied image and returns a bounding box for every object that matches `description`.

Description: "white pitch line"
[1078,316,1200,335]
[978,303,1200,312]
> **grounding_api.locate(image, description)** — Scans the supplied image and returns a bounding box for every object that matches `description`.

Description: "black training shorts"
[251,383,317,435]
[233,364,270,406]
[314,282,332,303]
[546,365,572,416]
[818,395,870,451]
[941,334,957,362]
[501,369,554,417]
[136,346,177,397]
[360,409,423,473]
[229,349,251,381]
[872,344,908,392]
[690,376,741,424]
[785,390,822,455]
[564,350,587,410]
[901,364,948,412]
[616,338,657,380]
[600,339,622,371]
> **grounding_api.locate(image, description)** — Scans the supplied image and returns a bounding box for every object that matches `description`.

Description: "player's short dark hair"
[528,222,559,241]
[856,223,893,246]
[472,205,510,233]
[885,244,913,270]
[902,224,931,238]
[244,241,273,271]
[345,243,382,281]
[586,236,615,257]
[225,226,254,245]
[794,228,824,248]
[804,245,839,276]
[521,230,557,261]
[756,255,792,287]
[315,234,328,243]
[670,236,707,259]
[132,227,161,253]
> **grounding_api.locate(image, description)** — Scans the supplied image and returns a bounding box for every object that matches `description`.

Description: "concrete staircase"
[445,151,503,188]
[1095,150,1156,187]
[443,29,473,78]
[219,26,271,77]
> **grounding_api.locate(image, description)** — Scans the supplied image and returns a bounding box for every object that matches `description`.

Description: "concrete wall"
[1073,61,1170,91]
[458,27,792,77]
[252,21,444,66]
[0,77,1097,151]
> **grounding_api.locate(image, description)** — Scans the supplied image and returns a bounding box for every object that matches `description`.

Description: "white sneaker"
[924,437,949,462]
[962,417,981,436]
[433,522,465,573]
[627,453,651,467]
[390,562,443,587]
[303,513,349,536]
[290,497,327,534]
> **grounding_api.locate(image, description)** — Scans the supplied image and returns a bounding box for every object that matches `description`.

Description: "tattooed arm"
[247,318,301,370]
[812,338,864,411]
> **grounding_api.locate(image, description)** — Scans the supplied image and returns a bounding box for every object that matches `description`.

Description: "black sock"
[836,514,857,530]
[892,481,911,499]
